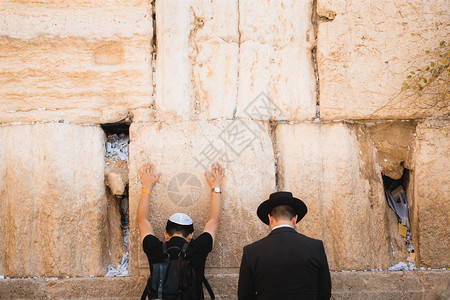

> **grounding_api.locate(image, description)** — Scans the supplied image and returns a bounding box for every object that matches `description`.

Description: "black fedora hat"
[257,192,307,225]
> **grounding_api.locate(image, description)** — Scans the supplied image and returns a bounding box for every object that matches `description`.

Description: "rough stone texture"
[331,270,450,300]
[1,271,449,299]
[128,120,275,275]
[155,0,316,122]
[236,0,316,121]
[105,191,128,269]
[155,0,238,121]
[106,173,126,196]
[411,119,450,268]
[365,121,416,180]
[0,1,152,39]
[105,159,129,196]
[276,123,405,270]
[318,0,450,120]
[0,1,153,124]
[0,123,111,277]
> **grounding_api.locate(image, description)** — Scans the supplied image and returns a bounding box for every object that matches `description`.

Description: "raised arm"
[203,162,225,245]
[137,163,161,244]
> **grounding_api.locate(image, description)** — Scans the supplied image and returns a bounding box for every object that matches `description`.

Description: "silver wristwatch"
[211,187,221,193]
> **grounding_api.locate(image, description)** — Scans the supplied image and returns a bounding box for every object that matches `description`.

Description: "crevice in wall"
[383,168,416,270]
[101,123,130,277]
[268,120,280,192]
[312,46,320,120]
[234,0,242,118]
[151,0,158,121]
[311,0,320,121]
[189,10,204,120]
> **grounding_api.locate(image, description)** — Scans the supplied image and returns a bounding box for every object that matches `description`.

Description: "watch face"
[213,187,220,192]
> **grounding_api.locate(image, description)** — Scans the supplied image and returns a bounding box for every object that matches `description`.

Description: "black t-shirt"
[143,232,213,298]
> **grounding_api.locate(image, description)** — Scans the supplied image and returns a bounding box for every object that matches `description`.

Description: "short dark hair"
[269,205,296,221]
[165,220,194,238]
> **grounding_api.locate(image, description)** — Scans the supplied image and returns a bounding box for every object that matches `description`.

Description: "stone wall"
[0,0,448,298]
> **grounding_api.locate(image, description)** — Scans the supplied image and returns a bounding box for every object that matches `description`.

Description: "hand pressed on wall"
[205,162,225,188]
[138,163,161,190]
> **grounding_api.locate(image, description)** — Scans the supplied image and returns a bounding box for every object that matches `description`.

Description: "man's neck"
[167,234,188,241]
[270,220,294,230]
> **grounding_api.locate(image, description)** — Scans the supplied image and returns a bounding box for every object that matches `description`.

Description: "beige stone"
[0,123,112,277]
[106,172,126,196]
[365,121,416,179]
[0,36,152,124]
[318,0,450,120]
[236,0,316,121]
[276,123,400,270]
[411,119,450,268]
[155,0,238,121]
[128,120,275,275]
[1,271,449,299]
[0,1,152,39]
[94,41,125,65]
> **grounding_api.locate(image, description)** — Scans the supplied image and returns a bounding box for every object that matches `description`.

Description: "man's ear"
[164,232,171,242]
[292,215,298,226]
[268,214,273,226]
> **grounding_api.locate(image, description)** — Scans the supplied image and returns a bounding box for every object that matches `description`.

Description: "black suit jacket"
[238,227,331,300]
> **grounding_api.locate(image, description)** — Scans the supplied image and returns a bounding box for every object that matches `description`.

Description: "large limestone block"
[155,0,238,121]
[0,35,152,124]
[0,123,109,277]
[1,271,449,299]
[236,0,316,121]
[412,119,450,267]
[276,123,396,270]
[0,1,152,39]
[0,0,152,123]
[318,0,450,119]
[128,120,275,275]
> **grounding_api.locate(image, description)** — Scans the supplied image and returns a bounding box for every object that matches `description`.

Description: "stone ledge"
[0,271,448,299]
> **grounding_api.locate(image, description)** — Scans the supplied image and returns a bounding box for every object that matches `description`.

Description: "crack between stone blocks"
[189,9,205,120]
[151,0,157,121]
[311,0,320,121]
[234,0,241,120]
[268,120,280,192]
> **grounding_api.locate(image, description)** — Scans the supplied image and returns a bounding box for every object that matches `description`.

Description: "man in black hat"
[238,192,331,300]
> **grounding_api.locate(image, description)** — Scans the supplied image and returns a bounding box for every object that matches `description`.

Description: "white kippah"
[169,213,193,226]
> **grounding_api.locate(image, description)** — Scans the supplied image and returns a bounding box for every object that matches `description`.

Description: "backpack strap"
[157,263,164,299]
[140,286,148,300]
[180,242,189,257]
[203,276,215,300]
[141,242,170,300]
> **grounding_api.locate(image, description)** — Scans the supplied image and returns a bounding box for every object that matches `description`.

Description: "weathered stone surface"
[106,173,126,196]
[1,271,449,299]
[105,192,128,271]
[155,0,238,121]
[318,0,450,119]
[45,276,147,300]
[0,1,152,39]
[331,270,450,300]
[0,36,152,124]
[276,123,400,270]
[365,121,416,180]
[128,120,275,275]
[411,119,450,268]
[236,0,316,121]
[0,123,111,277]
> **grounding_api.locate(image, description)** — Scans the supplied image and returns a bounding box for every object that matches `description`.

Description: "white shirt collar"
[272,224,294,231]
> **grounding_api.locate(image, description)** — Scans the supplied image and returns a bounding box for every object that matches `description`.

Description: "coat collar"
[269,226,297,235]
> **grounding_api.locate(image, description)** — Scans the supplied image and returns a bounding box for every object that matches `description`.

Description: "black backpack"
[141,242,215,300]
